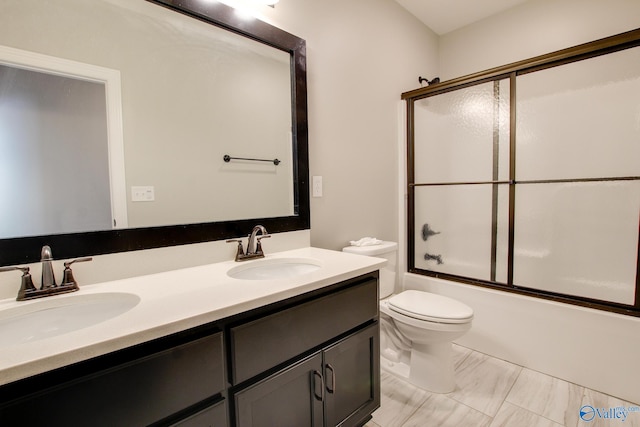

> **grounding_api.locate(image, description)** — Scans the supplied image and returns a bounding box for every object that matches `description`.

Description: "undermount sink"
[227,257,322,280]
[0,292,140,346]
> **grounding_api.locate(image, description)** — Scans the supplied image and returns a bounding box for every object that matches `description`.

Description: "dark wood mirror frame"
[0,0,309,266]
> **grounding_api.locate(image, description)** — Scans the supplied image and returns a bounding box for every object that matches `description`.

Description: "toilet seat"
[388,290,473,324]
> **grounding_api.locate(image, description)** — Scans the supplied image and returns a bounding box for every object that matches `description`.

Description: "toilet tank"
[342,241,397,299]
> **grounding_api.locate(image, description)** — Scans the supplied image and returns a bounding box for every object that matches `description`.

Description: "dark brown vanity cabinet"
[231,275,380,427]
[0,330,228,426]
[234,323,379,427]
[0,272,380,427]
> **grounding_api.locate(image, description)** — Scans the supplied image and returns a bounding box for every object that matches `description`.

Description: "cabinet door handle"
[312,370,324,401]
[325,364,336,394]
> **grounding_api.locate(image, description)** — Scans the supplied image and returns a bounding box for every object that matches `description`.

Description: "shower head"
[419,76,440,86]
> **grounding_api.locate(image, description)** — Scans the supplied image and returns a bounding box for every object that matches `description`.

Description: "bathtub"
[401,272,640,404]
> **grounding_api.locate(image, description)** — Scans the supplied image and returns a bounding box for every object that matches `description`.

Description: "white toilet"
[343,241,473,393]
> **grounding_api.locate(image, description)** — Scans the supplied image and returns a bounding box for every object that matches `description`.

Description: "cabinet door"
[323,323,380,427]
[235,353,324,427]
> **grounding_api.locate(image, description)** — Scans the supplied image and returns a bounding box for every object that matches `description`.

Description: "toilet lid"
[388,290,473,324]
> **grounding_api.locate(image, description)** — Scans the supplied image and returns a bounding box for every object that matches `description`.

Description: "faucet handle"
[61,257,93,288]
[226,239,245,261]
[0,266,28,274]
[226,239,245,248]
[64,257,93,267]
[1,266,37,300]
[255,234,271,255]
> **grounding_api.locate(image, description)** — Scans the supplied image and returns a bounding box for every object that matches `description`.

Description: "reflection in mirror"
[0,64,113,239]
[0,0,309,265]
[1,0,293,232]
[0,46,127,239]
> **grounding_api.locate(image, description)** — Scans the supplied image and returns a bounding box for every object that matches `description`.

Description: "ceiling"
[395,0,530,35]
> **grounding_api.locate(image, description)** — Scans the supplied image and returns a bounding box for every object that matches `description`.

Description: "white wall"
[261,0,439,250]
[439,0,640,80]
[408,0,640,405]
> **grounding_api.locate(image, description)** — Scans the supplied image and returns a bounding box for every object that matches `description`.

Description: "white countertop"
[0,247,385,386]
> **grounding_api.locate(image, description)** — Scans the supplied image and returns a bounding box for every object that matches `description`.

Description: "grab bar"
[223,154,280,165]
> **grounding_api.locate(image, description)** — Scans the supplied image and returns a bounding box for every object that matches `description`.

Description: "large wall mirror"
[0,0,309,265]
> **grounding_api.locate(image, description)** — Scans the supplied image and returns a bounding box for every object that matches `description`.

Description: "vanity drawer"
[0,331,226,426]
[172,399,228,427]
[230,277,378,384]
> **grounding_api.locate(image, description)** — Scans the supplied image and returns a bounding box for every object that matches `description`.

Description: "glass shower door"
[406,29,640,314]
[412,80,510,282]
[513,46,640,305]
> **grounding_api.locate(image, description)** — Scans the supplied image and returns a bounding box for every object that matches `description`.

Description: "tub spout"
[424,253,443,265]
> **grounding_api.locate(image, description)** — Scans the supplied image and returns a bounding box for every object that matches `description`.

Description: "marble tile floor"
[365,344,640,427]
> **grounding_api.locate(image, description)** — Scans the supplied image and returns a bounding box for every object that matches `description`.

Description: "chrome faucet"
[0,245,92,301]
[227,225,271,261]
